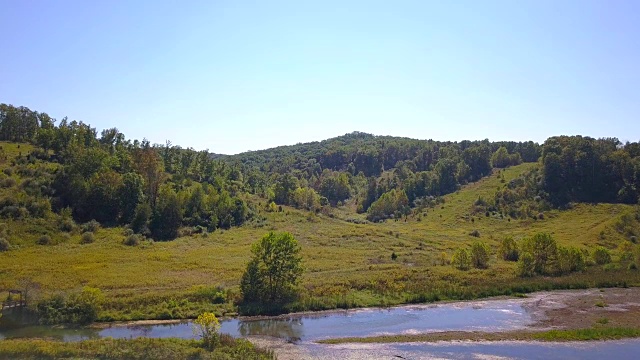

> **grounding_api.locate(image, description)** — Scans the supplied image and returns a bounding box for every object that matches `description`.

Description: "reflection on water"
[238,318,304,342]
[3,298,640,358]
[0,299,532,342]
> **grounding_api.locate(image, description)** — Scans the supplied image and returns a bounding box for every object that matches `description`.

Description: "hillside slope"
[1,159,638,320]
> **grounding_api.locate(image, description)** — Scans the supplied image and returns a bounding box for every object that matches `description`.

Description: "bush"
[500,237,519,261]
[556,246,586,274]
[630,236,638,244]
[36,287,104,325]
[629,263,638,270]
[0,237,9,251]
[80,232,95,244]
[124,234,141,246]
[82,220,100,233]
[470,241,490,269]
[521,233,557,275]
[593,246,612,265]
[0,177,16,188]
[192,312,221,350]
[469,229,481,237]
[518,252,535,277]
[59,219,76,232]
[36,235,51,245]
[451,248,471,270]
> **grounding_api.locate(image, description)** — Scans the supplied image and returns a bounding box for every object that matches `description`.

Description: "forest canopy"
[1,102,639,240]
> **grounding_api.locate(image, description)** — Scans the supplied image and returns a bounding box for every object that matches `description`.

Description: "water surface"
[0,299,532,342]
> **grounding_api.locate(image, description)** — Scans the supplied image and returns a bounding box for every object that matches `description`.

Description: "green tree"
[451,248,471,270]
[470,241,490,269]
[593,246,612,265]
[521,233,558,275]
[241,232,303,303]
[557,246,586,274]
[120,172,144,223]
[150,187,183,240]
[518,252,535,277]
[499,236,519,261]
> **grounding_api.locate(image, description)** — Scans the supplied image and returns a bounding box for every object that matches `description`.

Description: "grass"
[317,327,640,344]
[1,145,640,320]
[0,336,275,360]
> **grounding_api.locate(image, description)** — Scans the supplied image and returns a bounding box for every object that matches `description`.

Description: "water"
[2,297,640,359]
[0,299,531,342]
[307,340,640,359]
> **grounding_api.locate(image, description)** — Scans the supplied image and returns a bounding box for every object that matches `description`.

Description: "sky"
[1,0,639,154]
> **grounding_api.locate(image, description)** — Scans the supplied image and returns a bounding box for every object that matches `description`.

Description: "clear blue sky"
[1,0,639,154]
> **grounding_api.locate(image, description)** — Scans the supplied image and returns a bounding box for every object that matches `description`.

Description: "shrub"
[557,246,586,274]
[82,220,100,233]
[439,252,450,266]
[521,233,557,275]
[0,237,9,251]
[470,241,490,269]
[124,234,141,246]
[500,237,519,261]
[630,236,638,244]
[391,252,398,260]
[80,232,95,244]
[0,177,16,188]
[36,235,51,245]
[451,248,471,270]
[518,252,535,277]
[469,229,481,237]
[192,312,221,350]
[59,219,76,232]
[629,263,638,270]
[593,246,612,265]
[36,287,104,325]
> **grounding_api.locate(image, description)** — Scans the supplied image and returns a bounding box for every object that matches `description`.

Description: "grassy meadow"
[1,141,639,320]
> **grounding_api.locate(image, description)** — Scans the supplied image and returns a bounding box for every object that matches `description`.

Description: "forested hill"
[1,102,640,243]
[225,131,541,178]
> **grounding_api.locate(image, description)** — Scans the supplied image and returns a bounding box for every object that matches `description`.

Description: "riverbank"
[0,336,275,360]
[317,287,640,344]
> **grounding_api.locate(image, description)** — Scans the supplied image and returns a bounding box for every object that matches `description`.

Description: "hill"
[0,102,639,321]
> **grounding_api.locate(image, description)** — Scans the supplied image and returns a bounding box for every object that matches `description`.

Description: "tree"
[241,232,303,303]
[518,252,535,277]
[499,237,519,261]
[120,172,145,223]
[521,233,558,275]
[593,246,612,265]
[451,248,471,270]
[150,187,183,240]
[470,241,490,269]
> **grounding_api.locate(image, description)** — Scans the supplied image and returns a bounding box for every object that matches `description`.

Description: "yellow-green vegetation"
[1,158,639,320]
[0,336,274,360]
[316,327,640,344]
[0,134,640,321]
[192,312,222,350]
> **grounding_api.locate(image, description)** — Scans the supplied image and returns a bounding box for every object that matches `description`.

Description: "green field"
[1,143,639,320]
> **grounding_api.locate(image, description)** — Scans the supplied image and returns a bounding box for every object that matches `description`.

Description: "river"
[1,291,639,359]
